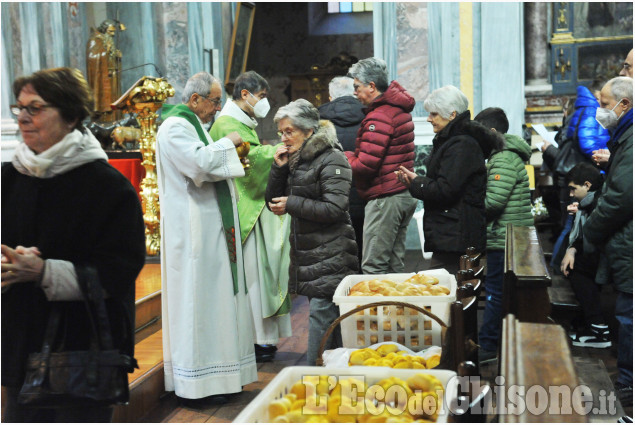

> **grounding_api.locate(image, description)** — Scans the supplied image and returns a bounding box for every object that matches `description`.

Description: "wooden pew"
[503,225,552,323]
[500,314,588,422]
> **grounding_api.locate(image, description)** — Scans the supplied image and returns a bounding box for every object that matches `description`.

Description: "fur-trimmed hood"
[434,110,505,158]
[299,119,343,161]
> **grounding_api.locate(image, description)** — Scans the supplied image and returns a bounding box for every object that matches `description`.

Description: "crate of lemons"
[349,343,441,370]
[268,372,445,423]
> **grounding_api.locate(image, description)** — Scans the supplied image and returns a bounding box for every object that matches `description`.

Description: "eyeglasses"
[10,103,55,117]
[199,94,222,107]
[277,127,298,138]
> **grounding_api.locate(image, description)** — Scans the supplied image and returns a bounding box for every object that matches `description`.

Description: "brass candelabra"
[112,77,175,255]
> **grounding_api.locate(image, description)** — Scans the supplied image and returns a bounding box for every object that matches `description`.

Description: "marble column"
[524,2,551,93]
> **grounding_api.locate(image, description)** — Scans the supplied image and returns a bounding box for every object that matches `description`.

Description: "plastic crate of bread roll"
[332,269,456,350]
[233,366,458,423]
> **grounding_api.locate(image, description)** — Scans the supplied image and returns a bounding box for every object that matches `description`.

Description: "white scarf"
[13,129,109,178]
[217,100,258,129]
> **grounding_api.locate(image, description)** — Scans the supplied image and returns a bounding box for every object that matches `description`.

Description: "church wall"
[245,3,373,142]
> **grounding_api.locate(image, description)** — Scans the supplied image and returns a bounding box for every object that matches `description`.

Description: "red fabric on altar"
[108,159,145,199]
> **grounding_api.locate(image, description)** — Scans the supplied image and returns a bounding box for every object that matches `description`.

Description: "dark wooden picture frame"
[224,2,256,94]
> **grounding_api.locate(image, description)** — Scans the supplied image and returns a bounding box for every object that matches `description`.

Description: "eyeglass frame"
[10,103,55,117]
[277,127,299,138]
[197,93,222,107]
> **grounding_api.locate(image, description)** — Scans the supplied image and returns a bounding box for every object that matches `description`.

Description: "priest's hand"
[226,131,244,147]
[268,197,288,215]
[274,145,289,167]
[1,244,45,288]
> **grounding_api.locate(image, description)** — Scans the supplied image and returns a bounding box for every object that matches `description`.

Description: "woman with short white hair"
[265,99,359,366]
[397,85,501,273]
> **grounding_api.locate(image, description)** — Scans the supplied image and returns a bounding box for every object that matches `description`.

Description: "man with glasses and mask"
[156,71,257,405]
[583,76,633,407]
[210,71,292,363]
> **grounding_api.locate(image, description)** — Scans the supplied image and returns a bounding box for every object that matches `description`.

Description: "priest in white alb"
[156,71,257,401]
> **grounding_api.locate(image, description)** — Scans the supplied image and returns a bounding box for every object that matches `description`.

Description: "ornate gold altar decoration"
[555,48,572,79]
[112,77,175,255]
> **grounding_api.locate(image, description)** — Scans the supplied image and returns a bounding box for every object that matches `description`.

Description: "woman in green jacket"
[473,107,533,360]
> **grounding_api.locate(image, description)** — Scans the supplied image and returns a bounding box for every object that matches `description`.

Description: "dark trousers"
[2,386,114,423]
[550,215,573,271]
[351,213,364,268]
[616,291,633,387]
[430,251,463,275]
[569,268,603,326]
[478,250,505,352]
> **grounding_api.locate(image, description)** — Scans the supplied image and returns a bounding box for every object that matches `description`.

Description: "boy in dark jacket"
[561,163,609,347]
[473,108,533,360]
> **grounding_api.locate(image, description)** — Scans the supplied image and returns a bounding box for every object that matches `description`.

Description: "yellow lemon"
[363,358,378,366]
[285,409,304,423]
[426,355,441,369]
[284,392,297,404]
[331,378,367,399]
[379,358,394,368]
[385,352,397,361]
[349,350,366,366]
[377,344,399,356]
[268,399,289,419]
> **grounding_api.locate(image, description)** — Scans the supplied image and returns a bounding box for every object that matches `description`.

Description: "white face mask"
[247,92,270,118]
[595,99,625,129]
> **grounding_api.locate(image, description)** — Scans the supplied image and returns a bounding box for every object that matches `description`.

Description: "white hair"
[423,85,469,119]
[274,99,320,133]
[181,72,220,103]
[607,76,633,104]
[329,76,355,99]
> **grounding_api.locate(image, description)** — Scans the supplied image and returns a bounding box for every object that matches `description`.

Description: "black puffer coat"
[408,111,500,253]
[318,96,366,218]
[265,120,359,299]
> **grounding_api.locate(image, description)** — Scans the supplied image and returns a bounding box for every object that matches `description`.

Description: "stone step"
[114,330,164,422]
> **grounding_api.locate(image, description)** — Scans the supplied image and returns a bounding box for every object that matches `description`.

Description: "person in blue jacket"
[566,84,610,160]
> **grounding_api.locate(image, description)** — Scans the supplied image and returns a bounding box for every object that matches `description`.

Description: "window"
[327,2,373,14]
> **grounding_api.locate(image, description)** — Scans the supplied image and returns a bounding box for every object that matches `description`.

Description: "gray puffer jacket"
[265,120,359,299]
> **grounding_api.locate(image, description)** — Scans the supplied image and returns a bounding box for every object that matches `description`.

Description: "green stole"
[210,115,276,244]
[210,114,291,317]
[161,104,241,295]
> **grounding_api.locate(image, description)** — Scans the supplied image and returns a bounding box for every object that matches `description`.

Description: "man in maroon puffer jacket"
[346,57,418,274]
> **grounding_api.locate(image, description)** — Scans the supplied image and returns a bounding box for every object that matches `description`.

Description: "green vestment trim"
[210,115,278,244]
[210,114,290,317]
[161,104,241,295]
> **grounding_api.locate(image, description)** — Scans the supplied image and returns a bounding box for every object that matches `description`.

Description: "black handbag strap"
[33,266,115,386]
[38,266,115,353]
[75,266,115,350]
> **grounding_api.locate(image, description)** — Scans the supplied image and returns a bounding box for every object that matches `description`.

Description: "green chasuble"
[161,104,242,295]
[210,115,274,244]
[210,111,291,317]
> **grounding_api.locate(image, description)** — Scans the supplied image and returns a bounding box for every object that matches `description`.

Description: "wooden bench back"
[500,314,588,422]
[503,225,552,323]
